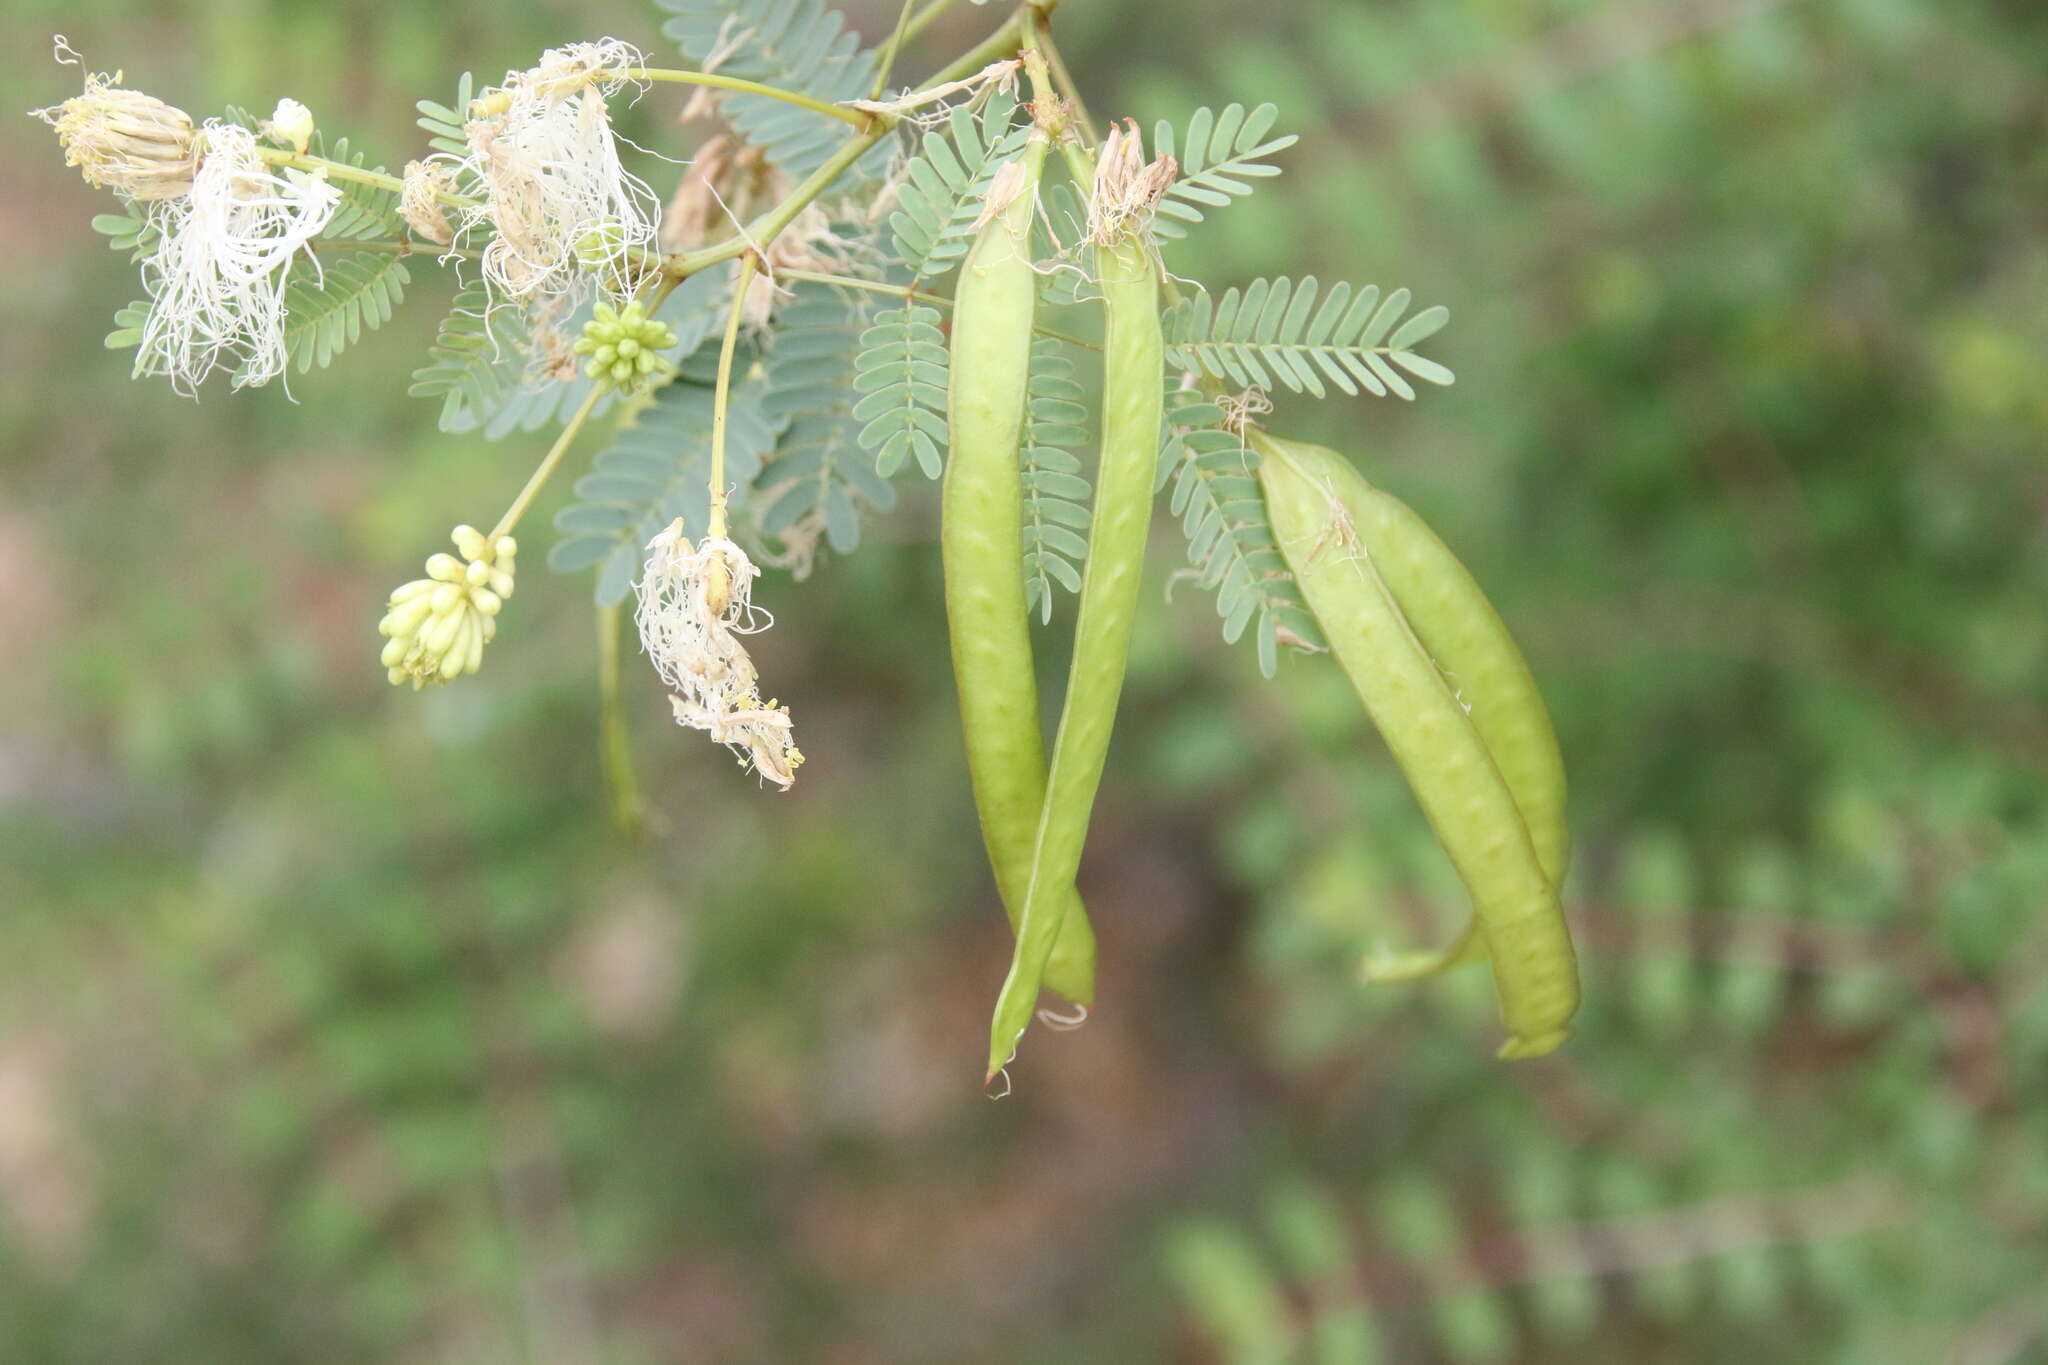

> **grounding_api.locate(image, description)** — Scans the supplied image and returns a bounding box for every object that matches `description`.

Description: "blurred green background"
[6,0,2048,1361]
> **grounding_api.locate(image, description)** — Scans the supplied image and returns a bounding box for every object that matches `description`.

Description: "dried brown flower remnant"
[635,521,803,789]
[400,159,455,246]
[972,153,1033,233]
[1087,119,1176,247]
[660,134,780,252]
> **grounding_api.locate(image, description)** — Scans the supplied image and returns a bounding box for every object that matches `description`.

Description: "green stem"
[257,145,406,194]
[597,604,647,831]
[266,63,863,224]
[657,7,1028,282]
[903,0,960,46]
[922,2,1023,82]
[868,0,924,99]
[663,127,884,281]
[707,254,760,541]
[487,274,677,544]
[772,268,1101,350]
[1032,20,1100,147]
[616,68,871,127]
[489,385,605,542]
[257,145,481,216]
[305,237,476,261]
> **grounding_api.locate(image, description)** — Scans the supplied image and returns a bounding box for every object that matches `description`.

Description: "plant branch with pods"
[34,0,1564,1080]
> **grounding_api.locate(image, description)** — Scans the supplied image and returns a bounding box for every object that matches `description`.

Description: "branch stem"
[657,7,1029,283]
[1030,17,1099,147]
[490,386,604,543]
[902,0,960,47]
[707,254,760,541]
[257,146,476,214]
[615,68,871,127]
[486,272,678,544]
[305,237,475,261]
[257,145,405,194]
[868,0,925,99]
[597,605,647,831]
[773,268,1100,350]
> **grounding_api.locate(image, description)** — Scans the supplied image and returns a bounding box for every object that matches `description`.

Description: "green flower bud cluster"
[573,301,677,395]
[378,525,516,689]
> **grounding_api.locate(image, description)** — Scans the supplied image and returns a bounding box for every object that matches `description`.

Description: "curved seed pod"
[944,133,1098,1007]
[985,233,1164,1080]
[1252,431,1577,1058]
[1356,485,1568,885]
[1351,482,1568,983]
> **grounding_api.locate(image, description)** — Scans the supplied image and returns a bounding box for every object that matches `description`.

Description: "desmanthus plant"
[32,0,1574,1079]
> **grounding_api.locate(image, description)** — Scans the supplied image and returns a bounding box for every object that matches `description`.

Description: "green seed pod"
[1252,432,1578,1058]
[1354,485,1568,885]
[943,133,1099,1008]
[985,233,1165,1080]
[1344,480,1570,984]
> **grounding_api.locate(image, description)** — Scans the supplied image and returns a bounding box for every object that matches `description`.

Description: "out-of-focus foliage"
[3,1,2045,1362]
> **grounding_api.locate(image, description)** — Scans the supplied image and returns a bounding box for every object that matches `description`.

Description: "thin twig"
[657,7,1027,283]
[489,385,605,542]
[488,273,680,542]
[1033,17,1100,146]
[618,67,871,127]
[868,0,925,100]
[706,253,759,541]
[772,267,1101,350]
[597,604,647,833]
[902,0,960,47]
[304,236,475,262]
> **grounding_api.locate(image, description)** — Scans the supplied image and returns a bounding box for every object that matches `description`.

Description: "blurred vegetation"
[4,0,2047,1361]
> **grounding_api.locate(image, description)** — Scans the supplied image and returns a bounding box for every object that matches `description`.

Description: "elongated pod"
[1253,432,1577,1058]
[1350,481,1569,982]
[944,132,1097,1007]
[1356,486,1568,885]
[985,231,1164,1080]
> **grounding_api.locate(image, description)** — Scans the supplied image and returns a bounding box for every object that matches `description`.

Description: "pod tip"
[1497,1029,1570,1061]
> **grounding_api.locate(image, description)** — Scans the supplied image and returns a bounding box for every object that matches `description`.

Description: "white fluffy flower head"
[634,521,803,789]
[134,120,338,393]
[458,39,660,307]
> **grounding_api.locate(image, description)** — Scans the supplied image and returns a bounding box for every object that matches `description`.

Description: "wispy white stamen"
[458,39,661,307]
[134,120,338,394]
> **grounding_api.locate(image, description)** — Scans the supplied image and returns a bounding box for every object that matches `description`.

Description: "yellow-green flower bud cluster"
[34,71,197,202]
[378,526,516,689]
[573,300,677,395]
